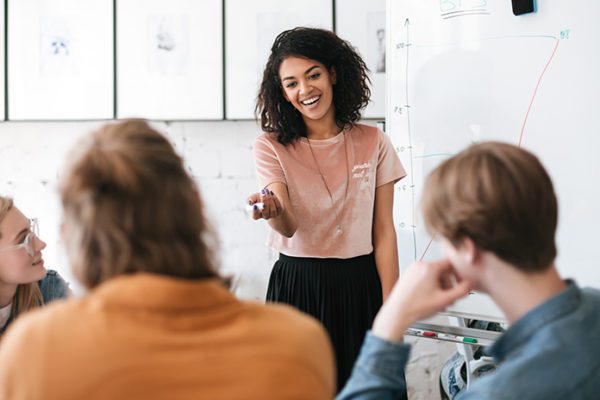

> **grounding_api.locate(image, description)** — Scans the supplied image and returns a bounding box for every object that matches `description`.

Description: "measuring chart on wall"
[388,0,600,321]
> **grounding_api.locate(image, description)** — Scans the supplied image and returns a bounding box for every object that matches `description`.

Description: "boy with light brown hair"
[339,142,600,399]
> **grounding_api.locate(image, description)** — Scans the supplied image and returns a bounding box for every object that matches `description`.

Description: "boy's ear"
[459,237,479,266]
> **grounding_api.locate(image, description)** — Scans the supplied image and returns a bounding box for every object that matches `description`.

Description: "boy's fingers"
[440,272,453,290]
[441,280,472,305]
[431,258,452,272]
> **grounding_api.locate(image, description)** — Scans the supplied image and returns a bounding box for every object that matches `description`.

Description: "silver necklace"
[306,131,351,235]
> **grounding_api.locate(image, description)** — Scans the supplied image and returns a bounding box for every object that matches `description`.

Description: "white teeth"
[301,96,320,106]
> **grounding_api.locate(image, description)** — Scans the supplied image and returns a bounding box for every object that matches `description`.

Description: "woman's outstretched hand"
[247,188,284,220]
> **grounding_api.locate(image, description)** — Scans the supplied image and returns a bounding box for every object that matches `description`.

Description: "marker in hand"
[247,188,283,220]
[246,202,265,212]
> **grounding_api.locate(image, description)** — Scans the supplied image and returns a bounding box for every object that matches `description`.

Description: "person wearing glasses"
[0,121,334,399]
[0,196,70,335]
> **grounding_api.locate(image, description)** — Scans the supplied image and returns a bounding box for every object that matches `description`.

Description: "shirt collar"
[90,273,238,312]
[490,279,581,361]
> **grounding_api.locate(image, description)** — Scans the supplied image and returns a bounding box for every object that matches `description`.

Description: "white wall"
[0,120,277,299]
[0,119,454,398]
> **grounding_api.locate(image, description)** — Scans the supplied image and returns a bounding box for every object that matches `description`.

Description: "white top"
[0,303,12,330]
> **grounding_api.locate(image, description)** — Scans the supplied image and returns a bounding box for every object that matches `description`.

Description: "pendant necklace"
[307,131,350,235]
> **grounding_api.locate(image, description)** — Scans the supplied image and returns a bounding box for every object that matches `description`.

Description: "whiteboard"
[225,0,332,120]
[117,0,223,120]
[336,0,386,118]
[8,0,113,120]
[388,0,600,322]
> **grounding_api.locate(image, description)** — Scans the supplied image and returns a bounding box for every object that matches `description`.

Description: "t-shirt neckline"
[301,129,346,146]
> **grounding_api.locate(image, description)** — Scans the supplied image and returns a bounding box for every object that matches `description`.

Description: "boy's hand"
[372,259,472,342]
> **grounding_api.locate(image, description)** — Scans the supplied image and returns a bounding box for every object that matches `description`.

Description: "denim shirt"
[1,270,70,333]
[39,269,71,304]
[338,281,600,400]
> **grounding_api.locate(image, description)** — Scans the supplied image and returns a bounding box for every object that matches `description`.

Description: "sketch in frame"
[147,14,190,76]
[40,16,79,76]
[367,11,386,74]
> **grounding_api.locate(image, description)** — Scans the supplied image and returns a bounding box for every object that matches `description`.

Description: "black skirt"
[266,252,382,392]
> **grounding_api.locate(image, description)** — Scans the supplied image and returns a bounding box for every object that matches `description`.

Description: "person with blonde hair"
[0,120,334,399]
[339,142,600,399]
[0,196,69,335]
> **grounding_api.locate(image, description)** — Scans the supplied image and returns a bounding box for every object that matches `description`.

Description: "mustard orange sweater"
[0,273,335,399]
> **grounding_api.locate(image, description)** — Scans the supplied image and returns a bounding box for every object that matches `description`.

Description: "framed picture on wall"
[7,0,113,120]
[336,0,386,119]
[225,0,333,120]
[117,0,223,120]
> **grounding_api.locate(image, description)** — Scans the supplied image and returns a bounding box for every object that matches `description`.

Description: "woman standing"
[249,27,406,390]
[0,196,70,335]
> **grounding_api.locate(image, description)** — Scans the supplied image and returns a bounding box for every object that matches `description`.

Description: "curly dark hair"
[256,27,371,146]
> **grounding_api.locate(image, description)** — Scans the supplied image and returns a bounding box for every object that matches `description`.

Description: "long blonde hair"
[0,197,44,326]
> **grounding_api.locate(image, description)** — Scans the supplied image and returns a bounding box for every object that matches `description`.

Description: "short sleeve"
[376,130,406,187]
[253,135,287,189]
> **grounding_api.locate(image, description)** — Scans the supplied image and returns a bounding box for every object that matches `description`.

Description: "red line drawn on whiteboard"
[407,34,561,261]
[420,236,435,261]
[518,38,560,147]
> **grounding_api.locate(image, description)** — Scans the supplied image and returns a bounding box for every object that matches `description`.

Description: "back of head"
[422,142,557,272]
[59,120,217,289]
[256,27,370,145]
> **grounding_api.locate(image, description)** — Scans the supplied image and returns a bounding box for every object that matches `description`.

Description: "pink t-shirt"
[253,124,406,259]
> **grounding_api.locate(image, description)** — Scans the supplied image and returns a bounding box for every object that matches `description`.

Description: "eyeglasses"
[0,219,39,257]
